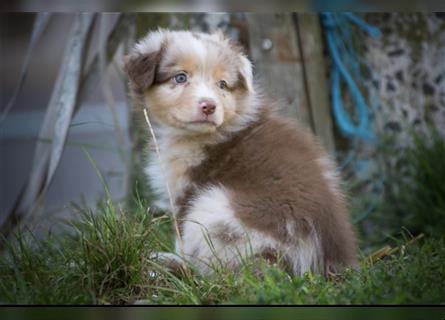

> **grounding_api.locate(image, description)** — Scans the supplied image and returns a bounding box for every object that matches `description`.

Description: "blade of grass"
[142,108,187,270]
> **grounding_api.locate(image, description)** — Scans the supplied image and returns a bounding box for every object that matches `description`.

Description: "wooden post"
[296,13,335,154]
[245,13,313,129]
[245,13,335,155]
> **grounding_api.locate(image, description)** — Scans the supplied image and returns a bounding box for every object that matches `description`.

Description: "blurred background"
[1,12,445,242]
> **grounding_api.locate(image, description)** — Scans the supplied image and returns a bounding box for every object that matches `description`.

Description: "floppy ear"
[238,55,254,92]
[123,50,163,90]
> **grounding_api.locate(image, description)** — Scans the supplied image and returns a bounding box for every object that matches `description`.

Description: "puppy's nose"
[199,98,216,116]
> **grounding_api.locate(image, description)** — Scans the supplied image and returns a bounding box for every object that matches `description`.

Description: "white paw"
[149,251,186,273]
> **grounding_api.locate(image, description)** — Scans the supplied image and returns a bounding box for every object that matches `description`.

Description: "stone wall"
[335,13,445,228]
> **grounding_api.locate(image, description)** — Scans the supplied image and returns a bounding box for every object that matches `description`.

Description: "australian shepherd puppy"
[124,29,357,276]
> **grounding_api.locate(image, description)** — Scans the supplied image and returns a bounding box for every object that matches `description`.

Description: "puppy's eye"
[174,73,188,84]
[218,80,228,90]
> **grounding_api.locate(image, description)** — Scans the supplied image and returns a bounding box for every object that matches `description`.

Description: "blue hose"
[321,12,381,142]
[321,13,383,224]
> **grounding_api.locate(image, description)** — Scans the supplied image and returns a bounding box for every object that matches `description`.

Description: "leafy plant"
[390,129,445,237]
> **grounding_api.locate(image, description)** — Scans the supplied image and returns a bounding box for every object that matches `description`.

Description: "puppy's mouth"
[173,115,220,127]
[185,119,218,126]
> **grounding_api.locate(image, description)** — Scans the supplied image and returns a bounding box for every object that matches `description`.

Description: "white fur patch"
[239,55,254,92]
[178,186,323,275]
[179,185,250,273]
[135,29,165,55]
[285,219,323,275]
[145,129,206,211]
[317,156,341,196]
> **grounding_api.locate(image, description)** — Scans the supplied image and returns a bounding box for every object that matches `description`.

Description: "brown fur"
[177,108,357,273]
[124,29,357,276]
[124,51,161,90]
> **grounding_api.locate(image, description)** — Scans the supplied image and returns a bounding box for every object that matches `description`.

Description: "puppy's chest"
[146,142,206,212]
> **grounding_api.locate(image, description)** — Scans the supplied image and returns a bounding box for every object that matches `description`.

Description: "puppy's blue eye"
[174,73,187,84]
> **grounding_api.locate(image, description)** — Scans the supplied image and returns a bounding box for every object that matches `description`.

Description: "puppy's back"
[182,111,357,275]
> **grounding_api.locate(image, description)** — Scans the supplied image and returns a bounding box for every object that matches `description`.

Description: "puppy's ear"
[238,55,254,92]
[123,51,162,90]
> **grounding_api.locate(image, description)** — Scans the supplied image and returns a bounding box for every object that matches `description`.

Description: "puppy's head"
[124,29,256,135]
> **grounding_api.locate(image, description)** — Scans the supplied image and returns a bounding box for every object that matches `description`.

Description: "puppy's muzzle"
[199,98,216,116]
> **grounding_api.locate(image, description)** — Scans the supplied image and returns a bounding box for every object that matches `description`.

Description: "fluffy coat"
[124,29,357,276]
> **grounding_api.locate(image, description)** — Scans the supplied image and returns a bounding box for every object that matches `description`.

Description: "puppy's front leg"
[149,251,187,275]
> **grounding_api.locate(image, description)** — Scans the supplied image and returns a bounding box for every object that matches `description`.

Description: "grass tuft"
[0,197,444,304]
[398,130,445,236]
[1,137,444,304]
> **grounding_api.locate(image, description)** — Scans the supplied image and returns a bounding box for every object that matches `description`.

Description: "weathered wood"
[245,13,335,155]
[296,13,335,154]
[245,13,313,130]
[0,13,97,240]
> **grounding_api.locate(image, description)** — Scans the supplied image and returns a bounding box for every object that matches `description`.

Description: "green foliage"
[231,236,445,304]
[1,198,444,304]
[399,130,445,236]
[1,144,444,304]
[357,128,445,248]
[381,129,445,238]
[0,196,171,304]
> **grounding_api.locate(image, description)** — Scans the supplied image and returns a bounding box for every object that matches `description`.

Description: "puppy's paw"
[149,251,188,275]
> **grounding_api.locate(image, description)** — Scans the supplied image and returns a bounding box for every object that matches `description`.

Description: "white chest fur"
[144,135,207,213]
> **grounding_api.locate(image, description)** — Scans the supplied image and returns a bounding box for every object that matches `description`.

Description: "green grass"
[352,128,445,249]
[397,130,445,236]
[1,134,445,305]
[0,194,444,305]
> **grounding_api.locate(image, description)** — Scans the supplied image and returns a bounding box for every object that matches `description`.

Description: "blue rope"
[321,12,381,142]
[320,13,384,224]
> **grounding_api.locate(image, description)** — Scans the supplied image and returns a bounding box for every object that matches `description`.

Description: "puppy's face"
[124,30,255,134]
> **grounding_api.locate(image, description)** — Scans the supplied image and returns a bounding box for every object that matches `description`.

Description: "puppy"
[124,29,357,276]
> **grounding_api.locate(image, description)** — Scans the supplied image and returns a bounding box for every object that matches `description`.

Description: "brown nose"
[199,98,216,116]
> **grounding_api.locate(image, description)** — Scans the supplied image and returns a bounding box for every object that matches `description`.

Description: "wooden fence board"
[245,13,335,154]
[245,13,313,130]
[296,13,335,154]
